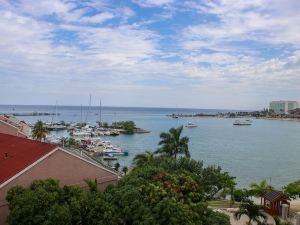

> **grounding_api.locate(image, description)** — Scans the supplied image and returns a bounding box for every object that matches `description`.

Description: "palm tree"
[114,162,120,171]
[234,199,267,225]
[249,179,273,205]
[133,151,155,167]
[156,126,190,159]
[31,120,48,142]
[122,166,128,175]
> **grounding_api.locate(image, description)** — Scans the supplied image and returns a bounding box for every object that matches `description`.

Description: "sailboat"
[47,101,66,131]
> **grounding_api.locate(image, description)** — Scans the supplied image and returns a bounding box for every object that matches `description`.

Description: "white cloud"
[183,0,300,48]
[80,12,115,24]
[133,0,174,7]
[0,0,300,108]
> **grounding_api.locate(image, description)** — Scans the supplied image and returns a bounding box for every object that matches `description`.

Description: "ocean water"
[1,105,300,188]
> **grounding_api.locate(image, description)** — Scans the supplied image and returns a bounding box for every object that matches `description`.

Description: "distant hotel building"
[269,101,299,114]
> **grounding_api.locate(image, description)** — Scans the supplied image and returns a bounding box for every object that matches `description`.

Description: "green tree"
[108,171,210,225]
[204,211,231,225]
[6,179,118,225]
[234,199,267,225]
[31,120,48,141]
[283,179,300,199]
[114,162,120,171]
[233,188,250,202]
[156,126,190,159]
[122,166,128,175]
[201,165,236,200]
[112,121,136,134]
[133,150,156,167]
[84,178,98,192]
[249,179,272,205]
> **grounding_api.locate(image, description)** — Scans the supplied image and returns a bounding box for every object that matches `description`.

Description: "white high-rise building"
[269,101,299,114]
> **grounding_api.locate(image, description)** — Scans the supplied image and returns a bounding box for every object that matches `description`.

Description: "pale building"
[269,101,299,114]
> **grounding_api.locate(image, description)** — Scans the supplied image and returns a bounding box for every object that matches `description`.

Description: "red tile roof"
[0,133,57,186]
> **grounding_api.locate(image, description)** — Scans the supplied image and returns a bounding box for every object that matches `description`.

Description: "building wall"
[0,121,27,138]
[0,149,118,225]
[269,101,299,114]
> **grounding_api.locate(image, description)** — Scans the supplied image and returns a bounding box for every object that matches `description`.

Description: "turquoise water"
[1,105,300,188]
[105,117,300,188]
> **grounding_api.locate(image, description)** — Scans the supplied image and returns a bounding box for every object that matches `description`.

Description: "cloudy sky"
[1,0,300,109]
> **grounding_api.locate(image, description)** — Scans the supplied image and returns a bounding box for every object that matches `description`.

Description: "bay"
[1,104,300,188]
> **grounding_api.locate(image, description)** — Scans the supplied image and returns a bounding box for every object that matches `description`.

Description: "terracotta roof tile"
[0,133,56,186]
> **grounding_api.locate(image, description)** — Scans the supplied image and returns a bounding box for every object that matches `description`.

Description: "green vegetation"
[97,121,109,128]
[121,166,128,175]
[112,121,136,134]
[232,188,250,202]
[60,137,80,148]
[114,162,120,171]
[76,122,87,128]
[6,126,238,225]
[273,216,293,225]
[31,120,48,141]
[133,150,156,167]
[6,179,117,225]
[234,199,267,225]
[249,179,273,205]
[208,200,240,208]
[156,126,190,159]
[283,179,300,199]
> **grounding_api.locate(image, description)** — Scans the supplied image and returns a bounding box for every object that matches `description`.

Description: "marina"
[1,105,300,188]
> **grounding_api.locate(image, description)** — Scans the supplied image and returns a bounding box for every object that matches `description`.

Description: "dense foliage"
[6,126,235,225]
[6,179,117,225]
[6,156,234,225]
[112,121,136,134]
[234,199,267,225]
[283,179,300,199]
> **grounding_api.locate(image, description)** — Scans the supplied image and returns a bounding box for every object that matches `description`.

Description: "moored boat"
[233,120,252,125]
[185,122,197,128]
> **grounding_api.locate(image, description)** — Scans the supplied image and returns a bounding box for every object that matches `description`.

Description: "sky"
[0,0,300,109]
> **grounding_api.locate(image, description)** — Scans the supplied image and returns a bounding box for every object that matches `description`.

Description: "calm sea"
[1,104,300,188]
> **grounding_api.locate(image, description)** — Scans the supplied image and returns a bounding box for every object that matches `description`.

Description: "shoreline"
[167,114,300,122]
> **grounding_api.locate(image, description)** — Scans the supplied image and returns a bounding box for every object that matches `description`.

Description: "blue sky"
[0,0,300,109]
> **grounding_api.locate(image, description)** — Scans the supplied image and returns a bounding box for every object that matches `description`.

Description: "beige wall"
[0,121,27,138]
[0,149,118,225]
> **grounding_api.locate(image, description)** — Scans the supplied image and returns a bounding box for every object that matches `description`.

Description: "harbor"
[2,105,299,188]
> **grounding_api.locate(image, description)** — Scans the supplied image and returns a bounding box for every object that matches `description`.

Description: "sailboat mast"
[99,99,102,123]
[85,94,91,122]
[80,104,83,123]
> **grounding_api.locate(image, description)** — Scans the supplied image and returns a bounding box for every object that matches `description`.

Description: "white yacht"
[233,120,252,126]
[185,122,198,128]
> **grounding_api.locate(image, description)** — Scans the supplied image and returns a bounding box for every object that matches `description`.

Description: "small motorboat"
[185,122,197,128]
[233,120,252,126]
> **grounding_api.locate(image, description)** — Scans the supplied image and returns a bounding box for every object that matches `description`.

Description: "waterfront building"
[269,101,299,114]
[0,115,30,138]
[0,133,119,225]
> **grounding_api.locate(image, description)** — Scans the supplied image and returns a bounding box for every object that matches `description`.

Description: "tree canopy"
[283,179,300,199]
[31,120,48,141]
[156,126,190,159]
[6,126,236,225]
